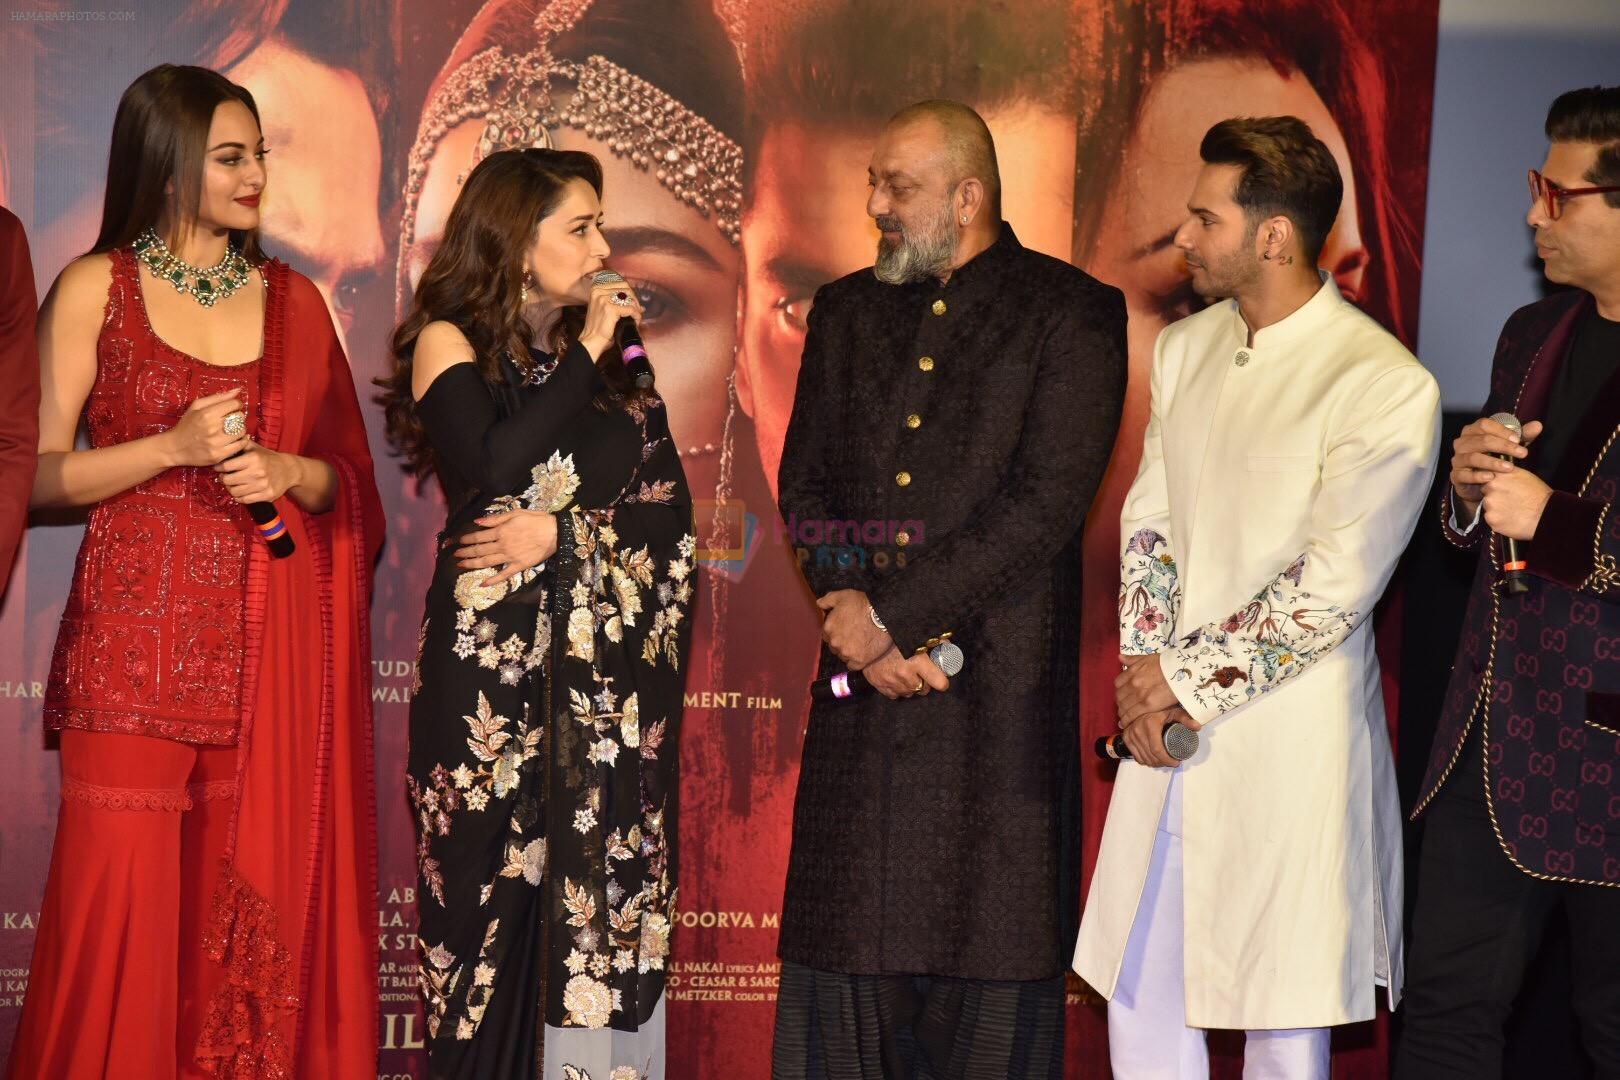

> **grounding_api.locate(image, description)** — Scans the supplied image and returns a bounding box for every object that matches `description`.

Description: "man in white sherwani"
[1075,116,1440,1078]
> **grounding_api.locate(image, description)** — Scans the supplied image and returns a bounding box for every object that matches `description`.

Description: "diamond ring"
[610,291,632,307]
[222,410,247,438]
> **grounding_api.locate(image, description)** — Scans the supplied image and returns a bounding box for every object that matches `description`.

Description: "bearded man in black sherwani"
[770,99,1127,1079]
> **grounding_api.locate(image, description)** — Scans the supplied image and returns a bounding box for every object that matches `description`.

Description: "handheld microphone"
[1095,721,1199,763]
[811,640,965,702]
[1489,412,1529,595]
[243,499,294,558]
[591,270,653,390]
[222,410,294,559]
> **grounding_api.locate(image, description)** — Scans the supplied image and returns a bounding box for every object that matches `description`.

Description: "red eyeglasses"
[1529,169,1620,220]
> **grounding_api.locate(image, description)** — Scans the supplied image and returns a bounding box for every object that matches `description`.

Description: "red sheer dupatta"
[194,261,385,1077]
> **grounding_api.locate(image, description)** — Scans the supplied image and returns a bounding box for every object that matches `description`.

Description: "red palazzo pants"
[7,731,238,1080]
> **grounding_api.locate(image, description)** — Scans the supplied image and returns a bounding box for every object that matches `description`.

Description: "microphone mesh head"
[1165,723,1199,761]
[592,269,626,285]
[1489,412,1522,438]
[929,641,965,677]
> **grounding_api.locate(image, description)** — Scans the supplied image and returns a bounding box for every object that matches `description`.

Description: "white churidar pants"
[1106,769,1331,1079]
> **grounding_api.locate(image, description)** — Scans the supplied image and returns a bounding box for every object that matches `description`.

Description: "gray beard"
[873,205,959,285]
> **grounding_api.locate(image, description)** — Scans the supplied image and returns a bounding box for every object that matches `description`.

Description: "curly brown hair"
[378,147,640,479]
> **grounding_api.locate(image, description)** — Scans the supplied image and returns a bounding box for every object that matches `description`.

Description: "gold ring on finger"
[222,410,247,438]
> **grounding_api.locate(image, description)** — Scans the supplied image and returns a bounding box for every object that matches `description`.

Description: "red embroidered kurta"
[45,247,264,744]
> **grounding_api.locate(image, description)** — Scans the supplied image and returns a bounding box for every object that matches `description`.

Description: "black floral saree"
[408,345,693,1080]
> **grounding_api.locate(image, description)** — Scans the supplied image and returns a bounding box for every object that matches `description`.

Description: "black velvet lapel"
[1516,290,1588,429]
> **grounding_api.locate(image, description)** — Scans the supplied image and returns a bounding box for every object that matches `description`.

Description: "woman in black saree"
[380,148,693,1079]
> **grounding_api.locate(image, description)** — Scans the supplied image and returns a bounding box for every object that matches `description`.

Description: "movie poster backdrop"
[0,1,1438,1075]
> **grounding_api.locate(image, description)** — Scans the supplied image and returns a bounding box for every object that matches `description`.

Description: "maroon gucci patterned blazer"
[1418,289,1620,885]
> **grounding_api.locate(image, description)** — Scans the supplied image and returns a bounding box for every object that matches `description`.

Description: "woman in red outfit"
[7,65,383,1079]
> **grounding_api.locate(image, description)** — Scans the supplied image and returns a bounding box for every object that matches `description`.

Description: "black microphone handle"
[244,499,296,559]
[1485,457,1528,595]
[1502,534,1529,595]
[1487,413,1530,595]
[810,668,872,703]
[615,317,654,390]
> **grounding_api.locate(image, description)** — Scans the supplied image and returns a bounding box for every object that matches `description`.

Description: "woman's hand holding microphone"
[461,271,644,583]
[577,271,644,360]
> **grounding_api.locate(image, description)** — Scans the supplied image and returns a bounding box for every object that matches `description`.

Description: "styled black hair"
[1546,85,1620,205]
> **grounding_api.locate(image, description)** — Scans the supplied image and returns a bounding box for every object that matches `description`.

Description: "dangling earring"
[520,270,534,303]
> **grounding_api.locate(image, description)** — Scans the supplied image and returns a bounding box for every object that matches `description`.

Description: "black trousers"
[770,961,1065,1080]
[1396,732,1620,1079]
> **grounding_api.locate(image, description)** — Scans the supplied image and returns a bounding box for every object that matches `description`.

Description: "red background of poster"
[0,1,1438,1075]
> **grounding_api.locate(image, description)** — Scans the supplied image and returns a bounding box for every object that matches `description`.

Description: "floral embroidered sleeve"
[1162,364,1441,726]
[1119,332,1180,656]
[1121,533,1179,654]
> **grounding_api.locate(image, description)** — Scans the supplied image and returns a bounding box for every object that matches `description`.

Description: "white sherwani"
[1074,278,1439,1029]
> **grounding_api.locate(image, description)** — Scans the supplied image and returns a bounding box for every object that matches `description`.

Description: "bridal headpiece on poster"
[399,0,744,259]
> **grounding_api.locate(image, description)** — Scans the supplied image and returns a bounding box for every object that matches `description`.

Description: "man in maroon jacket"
[1398,86,1620,1078]
[0,205,39,596]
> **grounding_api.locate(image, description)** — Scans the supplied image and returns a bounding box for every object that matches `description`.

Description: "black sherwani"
[776,224,1126,984]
